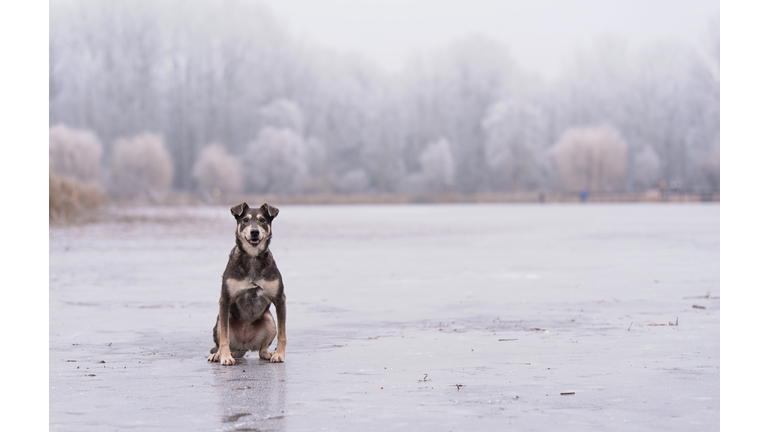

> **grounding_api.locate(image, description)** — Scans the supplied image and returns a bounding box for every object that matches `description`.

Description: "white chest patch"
[226,278,252,297]
[226,277,280,298]
[253,278,281,298]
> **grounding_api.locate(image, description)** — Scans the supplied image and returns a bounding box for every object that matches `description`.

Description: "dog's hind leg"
[208,315,221,359]
[232,350,247,358]
[256,310,277,360]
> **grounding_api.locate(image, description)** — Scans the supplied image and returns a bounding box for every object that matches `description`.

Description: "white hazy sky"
[259,0,719,78]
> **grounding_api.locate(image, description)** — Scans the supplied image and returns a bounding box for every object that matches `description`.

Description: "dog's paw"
[270,352,284,363]
[208,352,220,362]
[259,349,272,360]
[220,353,236,365]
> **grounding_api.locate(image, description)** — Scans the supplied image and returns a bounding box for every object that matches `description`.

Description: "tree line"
[49,0,720,198]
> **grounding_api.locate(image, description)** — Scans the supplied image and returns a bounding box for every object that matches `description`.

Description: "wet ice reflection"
[212,358,287,431]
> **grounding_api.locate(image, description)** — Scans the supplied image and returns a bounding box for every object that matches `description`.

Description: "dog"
[208,202,287,365]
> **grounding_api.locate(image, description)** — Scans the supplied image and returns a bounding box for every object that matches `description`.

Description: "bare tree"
[551,126,628,192]
[49,124,104,184]
[110,133,174,199]
[192,144,243,195]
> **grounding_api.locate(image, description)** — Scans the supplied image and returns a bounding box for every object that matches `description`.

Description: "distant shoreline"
[51,191,719,227]
[156,191,720,206]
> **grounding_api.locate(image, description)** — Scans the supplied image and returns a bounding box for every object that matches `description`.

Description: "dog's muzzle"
[246,229,261,246]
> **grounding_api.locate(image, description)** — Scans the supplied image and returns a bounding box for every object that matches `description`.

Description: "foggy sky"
[260,0,720,79]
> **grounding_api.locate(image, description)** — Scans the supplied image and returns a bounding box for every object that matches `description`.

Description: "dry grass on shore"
[50,187,719,226]
[49,173,108,225]
[161,189,720,207]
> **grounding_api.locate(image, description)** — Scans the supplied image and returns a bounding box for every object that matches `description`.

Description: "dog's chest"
[226,277,280,298]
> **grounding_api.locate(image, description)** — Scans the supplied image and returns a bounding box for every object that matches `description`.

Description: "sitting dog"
[208,202,286,365]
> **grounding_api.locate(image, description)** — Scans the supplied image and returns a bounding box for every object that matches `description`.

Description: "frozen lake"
[49,203,720,431]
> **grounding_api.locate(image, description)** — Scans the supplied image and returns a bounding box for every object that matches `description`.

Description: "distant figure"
[580,190,589,202]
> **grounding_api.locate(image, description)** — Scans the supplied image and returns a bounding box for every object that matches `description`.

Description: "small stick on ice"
[627,322,633,331]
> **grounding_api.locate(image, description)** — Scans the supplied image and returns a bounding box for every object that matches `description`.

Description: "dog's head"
[230,202,279,256]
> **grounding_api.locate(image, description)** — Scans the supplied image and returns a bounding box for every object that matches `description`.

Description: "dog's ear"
[260,202,279,219]
[230,202,249,218]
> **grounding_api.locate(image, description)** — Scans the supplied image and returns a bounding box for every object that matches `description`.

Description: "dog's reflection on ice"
[211,356,287,430]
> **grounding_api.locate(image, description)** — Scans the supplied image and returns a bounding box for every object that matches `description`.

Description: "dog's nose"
[250,229,259,238]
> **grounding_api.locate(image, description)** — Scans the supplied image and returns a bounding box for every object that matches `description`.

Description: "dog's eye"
[243,217,250,223]
[257,216,265,222]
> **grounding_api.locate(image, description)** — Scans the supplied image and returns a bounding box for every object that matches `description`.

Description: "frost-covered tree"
[336,169,371,194]
[701,147,720,193]
[400,36,521,193]
[551,126,627,192]
[50,0,301,190]
[258,99,305,134]
[401,138,456,194]
[418,138,455,192]
[629,145,661,190]
[192,144,243,195]
[695,134,719,193]
[244,128,308,194]
[482,101,548,191]
[623,41,697,187]
[48,1,721,196]
[49,124,104,184]
[110,133,174,198]
[305,52,387,189]
[552,36,713,191]
[304,136,327,178]
[678,18,719,192]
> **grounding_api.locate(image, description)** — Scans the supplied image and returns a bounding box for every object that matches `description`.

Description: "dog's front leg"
[270,294,287,363]
[215,299,236,365]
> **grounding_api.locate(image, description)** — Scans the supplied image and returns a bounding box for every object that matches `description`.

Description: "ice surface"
[50,203,719,431]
